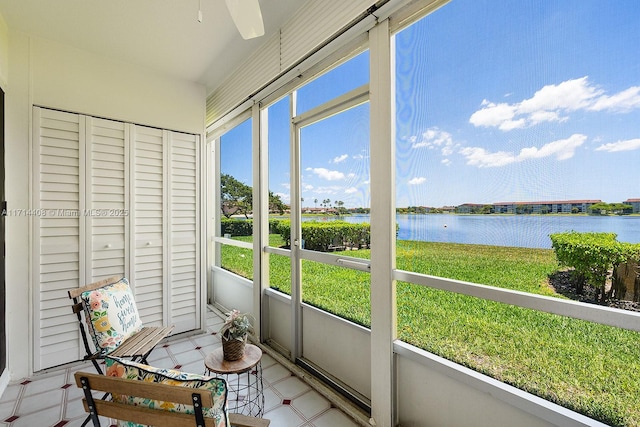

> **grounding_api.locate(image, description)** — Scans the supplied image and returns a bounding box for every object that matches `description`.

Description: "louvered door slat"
[86,117,127,283]
[131,125,165,326]
[33,107,83,370]
[168,131,200,333]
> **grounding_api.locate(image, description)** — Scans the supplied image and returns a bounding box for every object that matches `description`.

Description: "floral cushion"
[81,278,143,353]
[105,357,230,427]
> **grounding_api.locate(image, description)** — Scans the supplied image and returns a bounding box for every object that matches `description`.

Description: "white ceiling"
[0,0,304,94]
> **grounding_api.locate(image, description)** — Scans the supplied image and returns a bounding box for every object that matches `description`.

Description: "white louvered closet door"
[85,117,128,283]
[131,125,166,326]
[33,108,201,371]
[32,107,84,371]
[168,131,201,333]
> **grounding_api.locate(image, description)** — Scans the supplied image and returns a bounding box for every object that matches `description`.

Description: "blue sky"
[222,0,640,209]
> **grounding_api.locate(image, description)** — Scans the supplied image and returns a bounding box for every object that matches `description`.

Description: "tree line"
[220,174,287,218]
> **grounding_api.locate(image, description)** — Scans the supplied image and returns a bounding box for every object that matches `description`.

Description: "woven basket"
[222,336,246,361]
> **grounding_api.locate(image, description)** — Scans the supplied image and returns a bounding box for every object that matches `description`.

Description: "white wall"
[3,29,206,380]
[5,29,31,384]
[0,14,7,88]
[211,267,254,315]
[302,305,371,399]
[264,290,292,353]
[395,342,607,427]
[397,355,552,427]
[31,36,205,133]
[0,12,8,396]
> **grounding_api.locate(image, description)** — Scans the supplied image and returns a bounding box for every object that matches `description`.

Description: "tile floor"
[0,309,361,427]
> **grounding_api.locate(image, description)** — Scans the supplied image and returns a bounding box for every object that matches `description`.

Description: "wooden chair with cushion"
[74,365,270,426]
[68,275,174,374]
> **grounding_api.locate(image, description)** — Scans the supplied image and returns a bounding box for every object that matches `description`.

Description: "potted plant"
[219,309,254,361]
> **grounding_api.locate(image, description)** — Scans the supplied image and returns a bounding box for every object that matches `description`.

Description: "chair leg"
[139,348,154,365]
[78,395,113,427]
[79,376,102,426]
[91,358,103,375]
[80,414,92,427]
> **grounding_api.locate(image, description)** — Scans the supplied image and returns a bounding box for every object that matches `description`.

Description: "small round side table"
[204,343,264,417]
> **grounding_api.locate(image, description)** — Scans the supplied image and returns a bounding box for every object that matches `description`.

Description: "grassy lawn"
[221,236,640,426]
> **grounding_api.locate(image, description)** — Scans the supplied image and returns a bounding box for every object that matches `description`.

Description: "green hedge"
[276,220,370,251]
[221,218,252,236]
[221,218,282,237]
[549,231,640,300]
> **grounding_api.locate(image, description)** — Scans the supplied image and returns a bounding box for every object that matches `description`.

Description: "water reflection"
[300,214,640,249]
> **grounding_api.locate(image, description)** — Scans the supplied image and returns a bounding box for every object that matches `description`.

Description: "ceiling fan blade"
[224,0,265,40]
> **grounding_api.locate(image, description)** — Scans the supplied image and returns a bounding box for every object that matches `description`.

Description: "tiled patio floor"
[0,309,361,427]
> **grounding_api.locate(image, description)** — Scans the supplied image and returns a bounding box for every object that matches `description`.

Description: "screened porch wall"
[205,1,618,426]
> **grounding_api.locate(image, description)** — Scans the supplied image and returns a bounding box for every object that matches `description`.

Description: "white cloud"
[441,145,454,156]
[497,118,527,131]
[518,77,601,114]
[469,101,518,129]
[441,158,452,166]
[469,77,640,131]
[518,134,586,161]
[344,187,359,194]
[459,147,516,168]
[408,177,427,185]
[589,86,640,112]
[332,154,349,163]
[460,134,586,168]
[595,138,640,152]
[306,167,345,181]
[313,186,341,195]
[410,127,458,158]
[275,192,290,202]
[412,127,454,151]
[528,110,565,126]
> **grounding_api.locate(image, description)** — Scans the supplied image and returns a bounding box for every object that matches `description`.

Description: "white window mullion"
[257,106,270,340]
[369,18,396,427]
[290,91,303,362]
[252,103,266,340]
[205,136,215,305]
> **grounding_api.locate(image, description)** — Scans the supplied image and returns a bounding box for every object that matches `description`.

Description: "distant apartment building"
[459,199,602,214]
[624,199,640,213]
[456,203,486,214]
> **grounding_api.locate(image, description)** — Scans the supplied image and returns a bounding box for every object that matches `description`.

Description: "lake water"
[306,214,640,249]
